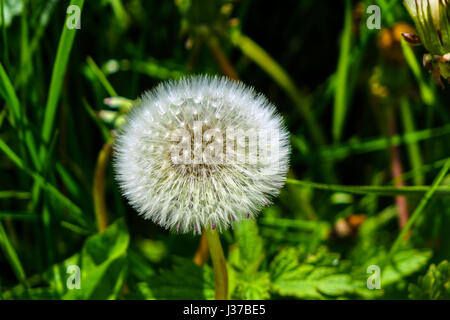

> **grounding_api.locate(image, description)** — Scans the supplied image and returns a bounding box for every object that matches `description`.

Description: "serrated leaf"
[381,249,432,286]
[232,219,264,272]
[270,247,357,299]
[233,272,271,300]
[409,260,450,299]
[129,256,215,300]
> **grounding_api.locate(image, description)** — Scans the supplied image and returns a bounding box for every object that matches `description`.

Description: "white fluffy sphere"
[114,75,290,234]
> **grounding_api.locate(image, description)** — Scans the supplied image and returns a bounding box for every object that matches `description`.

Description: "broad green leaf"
[63,218,129,299]
[232,271,271,300]
[378,249,432,286]
[129,257,214,300]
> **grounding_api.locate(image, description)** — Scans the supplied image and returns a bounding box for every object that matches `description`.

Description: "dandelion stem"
[204,228,228,300]
[93,141,112,233]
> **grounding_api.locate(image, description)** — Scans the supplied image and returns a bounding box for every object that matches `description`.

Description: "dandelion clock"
[114,75,290,299]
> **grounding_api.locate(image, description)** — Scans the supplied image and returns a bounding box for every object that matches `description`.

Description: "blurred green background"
[1,0,450,299]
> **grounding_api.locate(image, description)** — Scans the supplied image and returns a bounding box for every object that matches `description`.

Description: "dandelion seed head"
[114,75,290,234]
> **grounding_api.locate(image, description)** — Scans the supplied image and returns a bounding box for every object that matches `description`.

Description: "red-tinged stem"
[387,107,409,229]
[205,228,228,300]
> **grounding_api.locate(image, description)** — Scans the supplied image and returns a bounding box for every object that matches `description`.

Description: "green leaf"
[63,218,129,299]
[0,221,26,282]
[127,250,156,282]
[129,257,215,300]
[228,220,270,299]
[260,217,330,247]
[409,260,450,299]
[0,61,39,167]
[233,271,271,300]
[270,247,357,299]
[86,56,118,97]
[380,249,432,286]
[231,219,264,272]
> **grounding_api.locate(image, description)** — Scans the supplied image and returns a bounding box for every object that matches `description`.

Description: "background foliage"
[1,0,450,300]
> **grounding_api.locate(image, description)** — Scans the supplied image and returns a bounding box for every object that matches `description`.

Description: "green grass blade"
[389,158,450,256]
[286,177,450,197]
[0,138,86,226]
[400,97,424,185]
[86,56,118,97]
[0,61,21,126]
[0,221,26,282]
[0,191,30,199]
[82,99,111,141]
[109,0,129,29]
[401,38,435,106]
[0,212,38,221]
[126,59,185,80]
[0,61,39,168]
[40,0,85,160]
[318,123,450,161]
[332,0,352,142]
